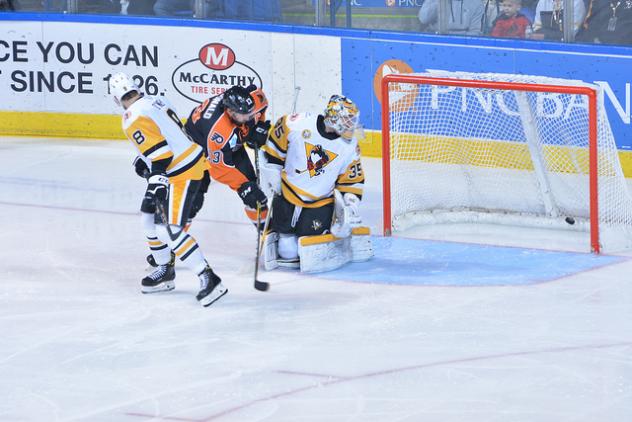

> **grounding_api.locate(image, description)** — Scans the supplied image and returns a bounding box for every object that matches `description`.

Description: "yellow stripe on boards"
[0,111,123,140]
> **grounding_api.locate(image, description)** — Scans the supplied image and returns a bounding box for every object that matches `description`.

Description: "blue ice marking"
[316,237,625,286]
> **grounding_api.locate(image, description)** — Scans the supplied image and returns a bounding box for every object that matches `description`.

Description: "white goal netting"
[383,71,632,252]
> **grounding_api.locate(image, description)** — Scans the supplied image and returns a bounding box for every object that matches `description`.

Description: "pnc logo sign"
[198,43,236,70]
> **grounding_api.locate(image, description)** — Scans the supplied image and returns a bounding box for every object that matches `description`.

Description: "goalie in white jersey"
[260,94,373,273]
[109,73,227,307]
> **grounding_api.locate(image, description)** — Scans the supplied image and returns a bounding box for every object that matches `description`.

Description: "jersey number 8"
[132,130,145,145]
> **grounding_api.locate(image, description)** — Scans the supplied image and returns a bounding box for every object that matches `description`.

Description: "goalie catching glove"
[245,120,271,149]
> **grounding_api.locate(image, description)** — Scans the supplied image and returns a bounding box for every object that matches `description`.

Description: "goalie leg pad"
[298,234,351,273]
[350,226,373,262]
[278,234,300,268]
[262,231,279,271]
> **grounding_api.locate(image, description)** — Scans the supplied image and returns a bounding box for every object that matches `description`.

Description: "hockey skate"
[196,266,227,307]
[146,251,176,268]
[141,263,176,294]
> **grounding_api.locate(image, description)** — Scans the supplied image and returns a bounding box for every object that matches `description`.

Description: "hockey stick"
[254,194,275,291]
[155,199,179,242]
[253,147,270,292]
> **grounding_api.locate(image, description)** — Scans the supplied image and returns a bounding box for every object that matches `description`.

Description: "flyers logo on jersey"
[303,143,337,177]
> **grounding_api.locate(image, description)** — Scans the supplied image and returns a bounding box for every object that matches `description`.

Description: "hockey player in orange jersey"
[109,72,227,307]
[184,85,271,228]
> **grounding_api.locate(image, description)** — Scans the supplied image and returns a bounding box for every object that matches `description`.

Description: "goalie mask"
[323,95,360,140]
[109,72,140,108]
[223,85,255,125]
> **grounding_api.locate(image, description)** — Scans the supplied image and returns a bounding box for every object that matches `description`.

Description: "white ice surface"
[1,137,631,421]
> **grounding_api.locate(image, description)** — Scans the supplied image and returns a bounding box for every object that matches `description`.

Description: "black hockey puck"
[565,217,575,225]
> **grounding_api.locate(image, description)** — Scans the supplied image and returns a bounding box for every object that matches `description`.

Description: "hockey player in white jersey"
[260,94,373,273]
[109,72,227,307]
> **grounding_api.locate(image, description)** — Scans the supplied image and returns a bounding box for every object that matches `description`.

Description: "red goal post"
[380,72,617,253]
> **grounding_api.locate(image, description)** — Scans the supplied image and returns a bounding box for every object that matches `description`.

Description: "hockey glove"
[260,157,282,196]
[145,174,169,204]
[343,193,362,227]
[238,181,268,210]
[245,120,271,149]
[133,156,150,179]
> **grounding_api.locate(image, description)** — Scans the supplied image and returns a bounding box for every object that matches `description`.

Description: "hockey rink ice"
[1,137,632,421]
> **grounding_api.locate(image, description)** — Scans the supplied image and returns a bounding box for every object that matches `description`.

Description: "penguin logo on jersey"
[300,143,338,177]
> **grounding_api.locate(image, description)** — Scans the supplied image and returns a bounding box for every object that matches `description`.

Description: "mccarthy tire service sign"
[172,43,262,104]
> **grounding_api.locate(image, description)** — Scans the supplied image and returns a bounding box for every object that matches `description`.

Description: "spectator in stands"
[527,0,585,40]
[482,0,536,34]
[490,0,532,37]
[576,0,632,45]
[153,0,193,17]
[0,0,18,10]
[418,0,485,35]
[482,0,501,33]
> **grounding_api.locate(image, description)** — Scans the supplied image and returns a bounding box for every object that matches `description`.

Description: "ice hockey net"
[381,71,632,253]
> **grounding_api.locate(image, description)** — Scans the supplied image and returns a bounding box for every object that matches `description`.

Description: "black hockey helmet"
[222,85,255,114]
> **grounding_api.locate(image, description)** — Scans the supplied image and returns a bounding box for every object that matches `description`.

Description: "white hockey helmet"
[323,94,360,140]
[109,72,140,107]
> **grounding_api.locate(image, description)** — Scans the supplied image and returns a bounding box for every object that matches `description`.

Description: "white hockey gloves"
[331,191,362,238]
[340,193,373,261]
[343,193,362,227]
[259,150,282,198]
